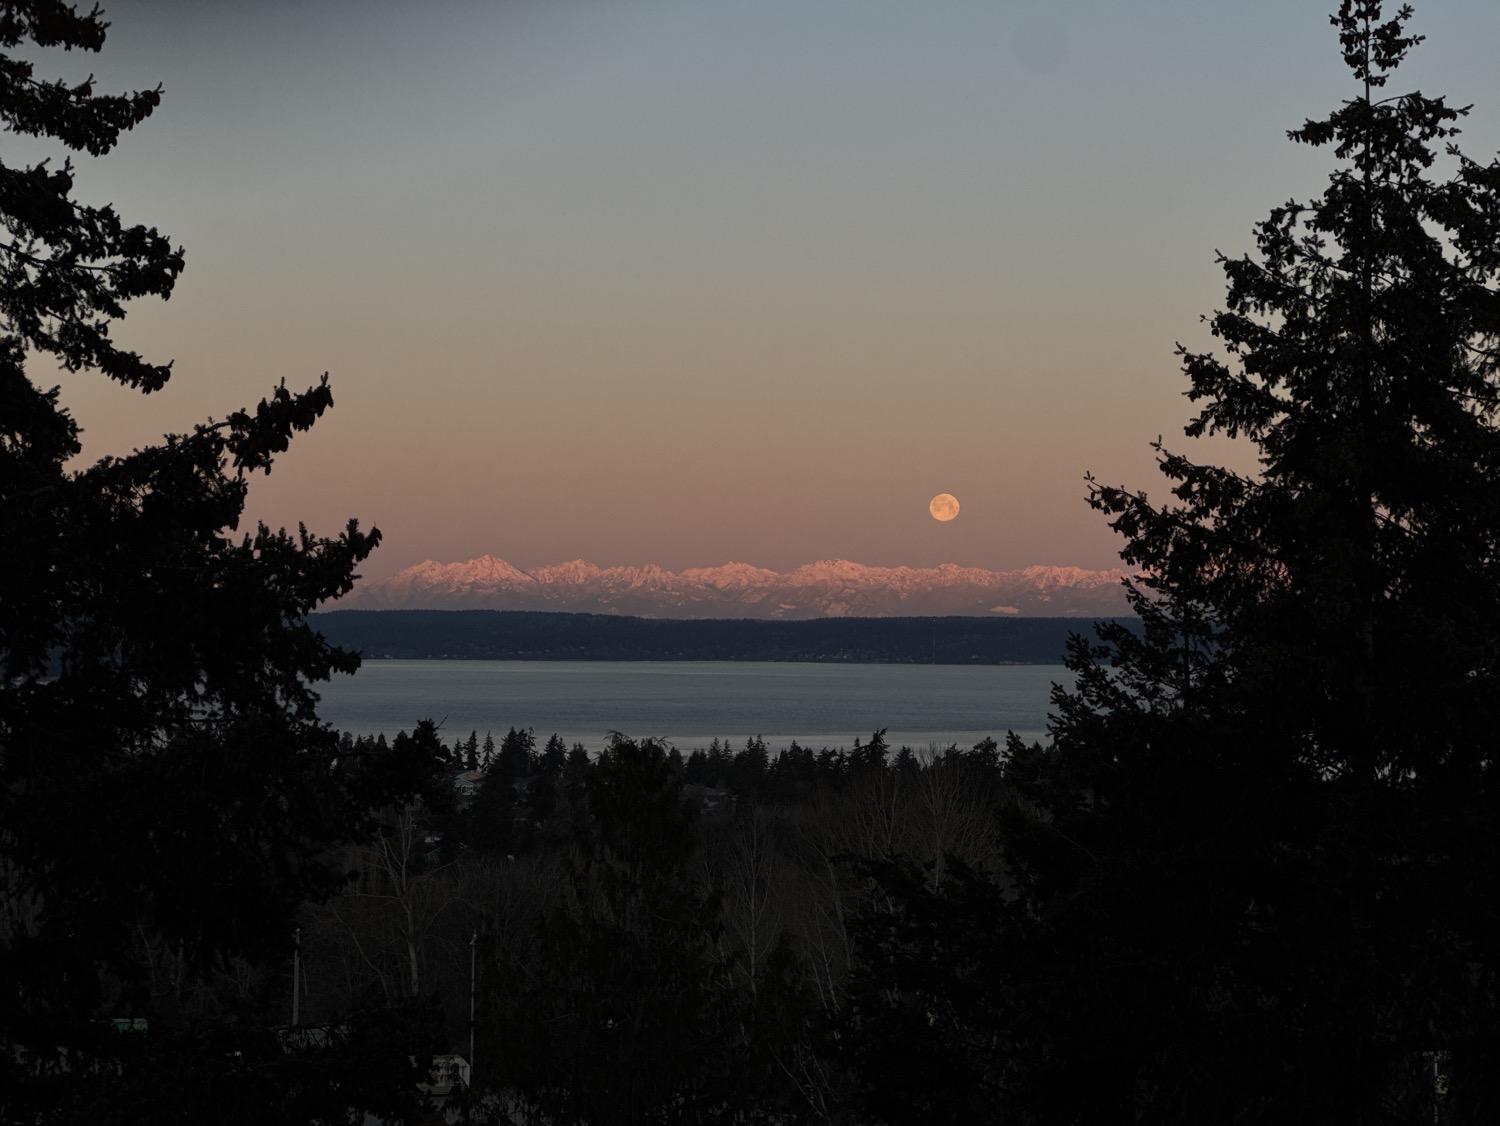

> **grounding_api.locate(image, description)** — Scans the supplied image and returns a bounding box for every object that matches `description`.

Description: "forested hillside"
[248,725,1017,1122]
[311,610,1132,663]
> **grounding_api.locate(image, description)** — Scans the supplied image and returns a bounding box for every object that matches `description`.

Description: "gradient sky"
[38,0,1500,579]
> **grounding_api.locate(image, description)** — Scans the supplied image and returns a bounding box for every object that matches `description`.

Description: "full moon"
[929,493,960,522]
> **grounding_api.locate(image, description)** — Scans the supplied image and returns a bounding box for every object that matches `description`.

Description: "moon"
[929,493,960,522]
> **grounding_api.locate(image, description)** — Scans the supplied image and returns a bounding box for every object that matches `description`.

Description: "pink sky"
[51,0,1500,580]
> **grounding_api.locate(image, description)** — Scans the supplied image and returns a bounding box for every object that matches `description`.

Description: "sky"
[34,0,1500,579]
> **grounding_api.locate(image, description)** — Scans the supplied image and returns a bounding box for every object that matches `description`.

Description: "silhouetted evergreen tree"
[565,742,590,784]
[730,735,770,800]
[848,728,889,773]
[539,732,568,773]
[850,4,1500,1121]
[774,741,815,785]
[684,748,711,784]
[969,735,1000,773]
[468,763,516,857]
[704,737,731,787]
[525,733,569,826]
[479,736,738,1123]
[816,745,847,782]
[846,858,1010,1125]
[0,3,444,1119]
[496,725,536,779]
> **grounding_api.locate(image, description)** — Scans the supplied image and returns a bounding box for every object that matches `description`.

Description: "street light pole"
[469,929,478,1086]
[291,927,301,1027]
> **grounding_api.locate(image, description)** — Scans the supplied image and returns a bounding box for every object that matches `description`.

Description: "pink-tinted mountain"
[344,555,1132,619]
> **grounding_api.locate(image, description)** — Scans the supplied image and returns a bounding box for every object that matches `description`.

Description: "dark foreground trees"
[850,3,1500,1122]
[0,3,443,1120]
[476,736,738,1124]
[10,0,1500,1121]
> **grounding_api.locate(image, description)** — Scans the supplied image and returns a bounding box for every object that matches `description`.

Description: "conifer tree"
[0,3,442,1117]
[481,729,497,770]
[527,735,569,825]
[498,725,536,778]
[853,4,1500,1120]
[848,728,888,773]
[539,732,567,774]
[467,761,515,856]
[483,737,735,1122]
[1021,1,1500,1116]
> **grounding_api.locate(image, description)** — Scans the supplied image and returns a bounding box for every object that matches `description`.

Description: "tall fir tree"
[851,4,1500,1122]
[479,736,737,1123]
[0,4,443,1118]
[497,725,537,779]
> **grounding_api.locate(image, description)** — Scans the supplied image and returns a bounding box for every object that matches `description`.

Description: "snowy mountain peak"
[530,559,603,585]
[344,555,1130,618]
[679,562,782,591]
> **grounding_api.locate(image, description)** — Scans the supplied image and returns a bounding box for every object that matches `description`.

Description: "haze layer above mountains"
[345,556,1131,619]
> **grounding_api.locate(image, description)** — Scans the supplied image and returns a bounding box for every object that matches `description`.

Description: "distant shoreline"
[310,609,1136,666]
[353,656,1058,668]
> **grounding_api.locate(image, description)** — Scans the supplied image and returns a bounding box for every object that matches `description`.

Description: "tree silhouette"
[479,736,738,1123]
[852,3,1500,1121]
[497,725,537,779]
[0,3,441,1118]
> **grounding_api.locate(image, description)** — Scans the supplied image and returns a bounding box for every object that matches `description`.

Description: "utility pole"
[469,930,478,1085]
[291,927,301,1027]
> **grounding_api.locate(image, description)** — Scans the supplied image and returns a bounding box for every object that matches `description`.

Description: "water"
[314,660,1067,751]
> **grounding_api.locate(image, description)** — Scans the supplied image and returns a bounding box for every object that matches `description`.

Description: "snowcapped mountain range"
[343,555,1132,619]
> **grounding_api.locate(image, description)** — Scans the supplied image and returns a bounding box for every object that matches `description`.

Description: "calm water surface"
[316,660,1067,751]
